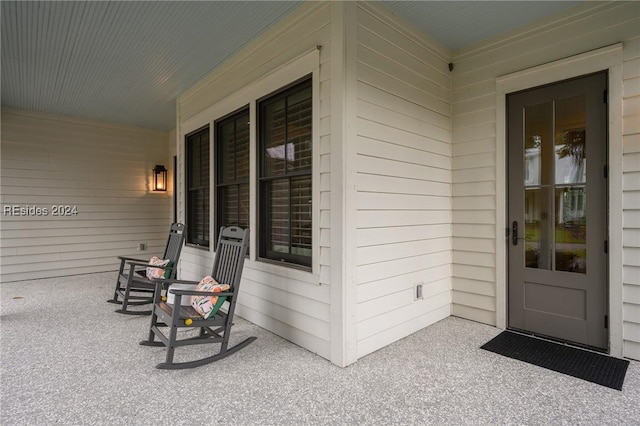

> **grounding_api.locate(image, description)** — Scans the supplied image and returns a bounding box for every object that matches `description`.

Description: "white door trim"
[495,44,624,357]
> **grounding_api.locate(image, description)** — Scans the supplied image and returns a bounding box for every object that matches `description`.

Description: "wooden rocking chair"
[108,222,186,315]
[140,226,255,369]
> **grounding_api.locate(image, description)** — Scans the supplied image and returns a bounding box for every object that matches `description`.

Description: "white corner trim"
[607,63,624,359]
[495,43,624,357]
[329,1,359,368]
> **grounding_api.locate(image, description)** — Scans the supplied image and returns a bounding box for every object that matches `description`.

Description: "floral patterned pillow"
[190,276,230,319]
[146,256,171,280]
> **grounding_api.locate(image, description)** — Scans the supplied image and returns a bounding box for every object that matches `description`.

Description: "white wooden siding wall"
[622,36,640,360]
[176,2,333,359]
[354,3,453,358]
[0,109,172,282]
[451,2,640,359]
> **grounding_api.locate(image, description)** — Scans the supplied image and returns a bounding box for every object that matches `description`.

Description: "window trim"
[257,76,313,269]
[185,125,211,249]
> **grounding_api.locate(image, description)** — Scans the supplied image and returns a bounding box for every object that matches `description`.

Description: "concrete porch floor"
[1,272,638,425]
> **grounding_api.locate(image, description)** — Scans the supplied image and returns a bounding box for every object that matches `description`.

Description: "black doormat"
[481,331,629,390]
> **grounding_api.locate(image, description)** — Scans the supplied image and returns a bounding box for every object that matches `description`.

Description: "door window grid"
[523,95,587,273]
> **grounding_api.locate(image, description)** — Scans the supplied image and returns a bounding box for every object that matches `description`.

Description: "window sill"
[258,256,311,272]
[185,243,210,251]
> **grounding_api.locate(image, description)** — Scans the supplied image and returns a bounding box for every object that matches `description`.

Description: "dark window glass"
[216,109,250,233]
[259,78,312,267]
[186,127,210,247]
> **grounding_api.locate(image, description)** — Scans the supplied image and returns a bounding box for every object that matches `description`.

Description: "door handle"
[512,221,518,246]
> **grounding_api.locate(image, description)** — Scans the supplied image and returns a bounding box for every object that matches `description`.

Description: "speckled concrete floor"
[1,272,639,425]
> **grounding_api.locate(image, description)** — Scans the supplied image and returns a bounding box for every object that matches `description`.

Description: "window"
[258,78,312,267]
[185,126,210,247]
[216,108,250,231]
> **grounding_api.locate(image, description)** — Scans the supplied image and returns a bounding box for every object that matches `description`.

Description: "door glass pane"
[524,187,553,269]
[524,102,553,270]
[555,96,586,184]
[555,95,586,273]
[555,186,587,273]
[522,97,588,273]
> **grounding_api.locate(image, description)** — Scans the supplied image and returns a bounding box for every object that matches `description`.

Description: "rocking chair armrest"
[149,279,197,293]
[157,278,200,286]
[169,288,234,297]
[124,259,163,268]
[117,255,148,263]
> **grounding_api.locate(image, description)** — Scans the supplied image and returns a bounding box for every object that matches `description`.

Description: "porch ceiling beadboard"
[0,0,302,131]
[382,0,583,51]
[2,0,586,132]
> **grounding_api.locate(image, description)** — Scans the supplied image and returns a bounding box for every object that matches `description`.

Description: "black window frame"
[258,76,313,268]
[185,125,210,248]
[215,106,250,240]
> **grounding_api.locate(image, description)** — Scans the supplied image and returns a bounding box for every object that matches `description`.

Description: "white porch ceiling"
[1,1,583,131]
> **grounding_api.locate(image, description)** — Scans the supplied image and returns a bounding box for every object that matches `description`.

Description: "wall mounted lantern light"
[153,165,168,191]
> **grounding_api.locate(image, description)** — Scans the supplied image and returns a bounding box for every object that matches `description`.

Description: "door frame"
[495,44,624,356]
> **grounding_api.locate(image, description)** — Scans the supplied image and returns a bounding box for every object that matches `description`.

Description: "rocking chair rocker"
[140,226,255,369]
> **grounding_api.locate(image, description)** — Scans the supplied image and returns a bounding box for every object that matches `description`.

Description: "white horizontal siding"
[354,2,452,359]
[239,262,331,359]
[318,37,333,291]
[176,2,333,361]
[622,36,640,360]
[1,109,172,282]
[451,1,640,359]
[178,247,214,281]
